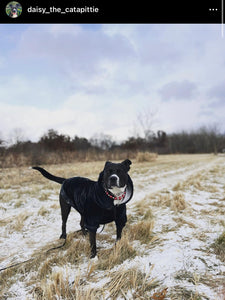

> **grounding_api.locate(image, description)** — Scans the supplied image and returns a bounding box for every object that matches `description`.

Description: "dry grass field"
[0,154,225,299]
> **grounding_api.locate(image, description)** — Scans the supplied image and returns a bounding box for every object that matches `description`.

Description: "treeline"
[0,127,225,167]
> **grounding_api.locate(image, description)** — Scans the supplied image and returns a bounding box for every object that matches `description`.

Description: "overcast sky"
[0,24,224,143]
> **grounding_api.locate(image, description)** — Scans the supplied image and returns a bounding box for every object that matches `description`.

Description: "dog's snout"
[110,175,118,182]
[109,174,119,187]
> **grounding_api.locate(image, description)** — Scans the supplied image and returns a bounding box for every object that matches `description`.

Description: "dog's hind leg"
[80,215,88,236]
[59,194,71,239]
[89,231,97,258]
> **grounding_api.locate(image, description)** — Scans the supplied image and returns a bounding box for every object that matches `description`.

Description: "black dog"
[32,160,133,258]
[8,3,21,18]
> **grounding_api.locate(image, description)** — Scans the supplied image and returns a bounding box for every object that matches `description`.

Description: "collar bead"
[105,190,126,200]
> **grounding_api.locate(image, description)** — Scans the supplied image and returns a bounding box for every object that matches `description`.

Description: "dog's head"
[102,159,132,190]
[9,3,20,17]
[97,159,133,208]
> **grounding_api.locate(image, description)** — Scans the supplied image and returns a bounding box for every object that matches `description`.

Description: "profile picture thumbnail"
[6,1,22,18]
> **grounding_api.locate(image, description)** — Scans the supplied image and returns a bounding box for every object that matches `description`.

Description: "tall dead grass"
[136,152,158,162]
[97,234,137,270]
[212,231,225,262]
[0,149,137,168]
[34,266,158,300]
[35,270,101,300]
[32,231,156,298]
[151,192,187,212]
[7,211,30,233]
[172,170,220,194]
[104,267,158,299]
[127,220,155,244]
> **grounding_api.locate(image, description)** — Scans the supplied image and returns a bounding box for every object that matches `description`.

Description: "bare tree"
[0,131,5,150]
[8,128,26,146]
[90,133,115,151]
[134,107,158,141]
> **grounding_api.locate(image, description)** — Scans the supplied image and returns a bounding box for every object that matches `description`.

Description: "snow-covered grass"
[0,154,225,299]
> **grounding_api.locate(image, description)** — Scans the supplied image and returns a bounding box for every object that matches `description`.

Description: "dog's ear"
[104,161,112,168]
[121,159,132,172]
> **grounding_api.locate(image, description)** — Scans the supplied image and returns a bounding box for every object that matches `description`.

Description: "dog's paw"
[90,255,98,262]
[90,250,97,259]
[60,233,67,239]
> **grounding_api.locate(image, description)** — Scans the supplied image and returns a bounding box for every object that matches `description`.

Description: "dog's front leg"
[116,226,123,240]
[89,231,97,258]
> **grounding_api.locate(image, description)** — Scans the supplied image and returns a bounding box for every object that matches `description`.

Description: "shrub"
[136,152,158,162]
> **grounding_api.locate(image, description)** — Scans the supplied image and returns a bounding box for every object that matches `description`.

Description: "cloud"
[158,98,209,133]
[0,101,97,142]
[158,80,198,101]
[0,56,5,68]
[208,82,225,107]
[0,90,139,143]
[0,74,70,109]
[15,25,136,83]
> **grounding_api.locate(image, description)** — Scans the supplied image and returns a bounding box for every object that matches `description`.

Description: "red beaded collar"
[105,190,126,200]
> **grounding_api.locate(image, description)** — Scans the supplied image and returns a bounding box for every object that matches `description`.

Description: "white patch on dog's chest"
[108,186,127,206]
[108,186,126,196]
[114,199,123,205]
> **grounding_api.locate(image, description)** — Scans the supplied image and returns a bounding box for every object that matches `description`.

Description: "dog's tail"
[32,167,66,184]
